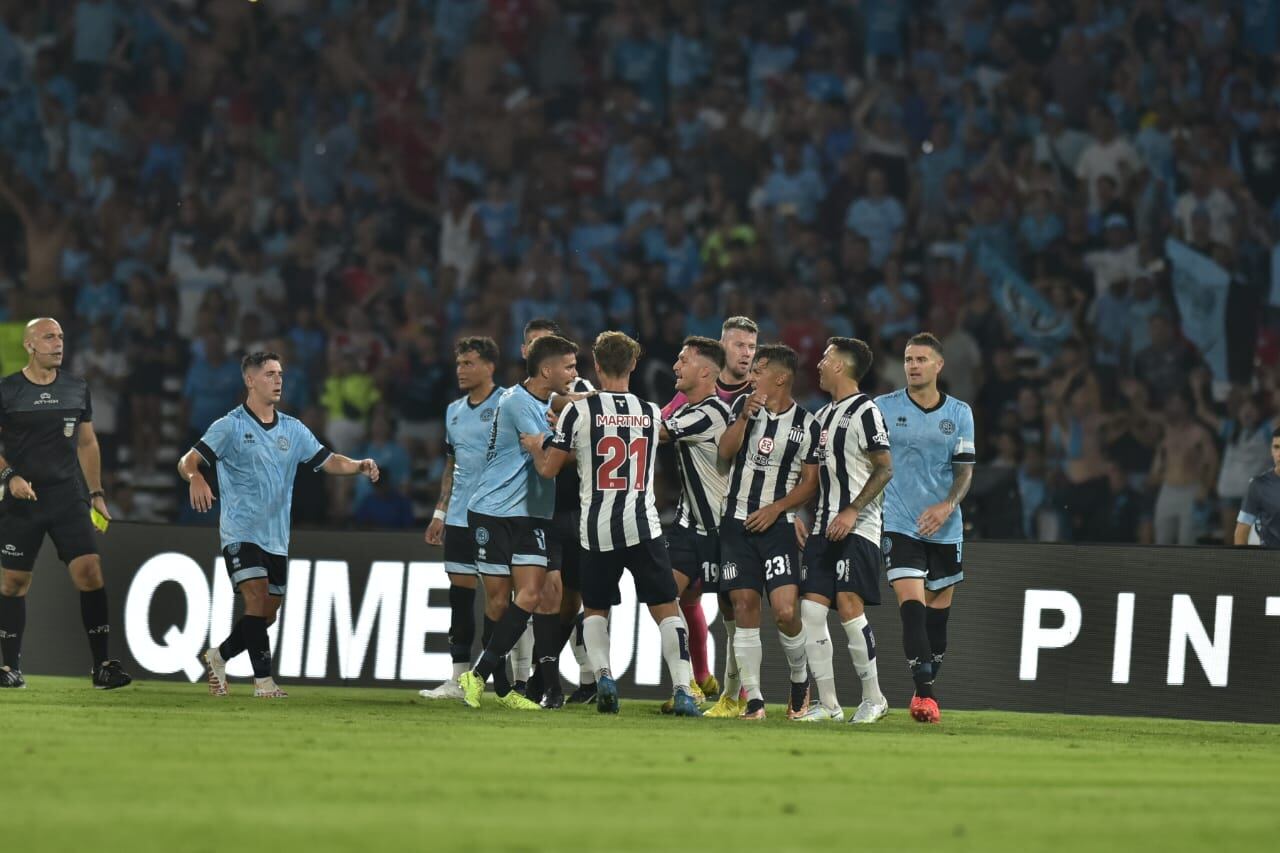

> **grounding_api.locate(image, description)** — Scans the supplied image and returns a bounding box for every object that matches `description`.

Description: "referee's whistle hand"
[9,476,36,501]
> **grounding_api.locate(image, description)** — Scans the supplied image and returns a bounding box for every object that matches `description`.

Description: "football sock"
[80,588,110,665]
[241,615,272,678]
[582,614,612,679]
[841,613,885,704]
[681,599,710,682]
[475,604,530,695]
[218,621,246,661]
[801,600,837,709]
[447,585,477,672]
[927,606,950,680]
[722,618,740,697]
[532,613,562,694]
[658,615,693,691]
[570,613,593,684]
[778,624,808,683]
[899,600,935,700]
[0,593,25,671]
[734,627,763,702]
[481,616,511,696]
[512,619,534,684]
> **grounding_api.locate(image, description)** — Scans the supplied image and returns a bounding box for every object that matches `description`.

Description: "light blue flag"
[1165,237,1230,382]
[976,245,1074,354]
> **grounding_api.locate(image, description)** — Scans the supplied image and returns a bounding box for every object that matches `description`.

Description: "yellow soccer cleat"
[459,671,484,709]
[704,693,743,718]
[661,679,706,714]
[497,689,543,711]
[697,674,720,701]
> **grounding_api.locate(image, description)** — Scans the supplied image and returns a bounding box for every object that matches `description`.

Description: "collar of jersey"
[905,389,948,415]
[465,385,501,409]
[761,401,797,419]
[242,403,279,431]
[519,381,550,403]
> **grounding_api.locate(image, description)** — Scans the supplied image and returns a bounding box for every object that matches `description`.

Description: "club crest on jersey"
[63,419,75,437]
[480,408,496,422]
[787,427,806,444]
[475,527,490,546]
[721,562,738,581]
[757,437,775,454]
[277,436,290,452]
[939,419,956,436]
[881,536,893,556]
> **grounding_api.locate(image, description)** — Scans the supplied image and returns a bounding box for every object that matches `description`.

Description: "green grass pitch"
[5,677,1279,852]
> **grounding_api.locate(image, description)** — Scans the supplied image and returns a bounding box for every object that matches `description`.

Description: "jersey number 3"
[595,436,649,492]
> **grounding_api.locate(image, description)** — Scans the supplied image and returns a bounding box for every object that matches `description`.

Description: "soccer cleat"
[458,671,484,708]
[524,668,544,703]
[92,660,132,690]
[252,678,288,698]
[795,703,844,722]
[541,684,565,710]
[661,678,707,714]
[566,682,597,704]
[0,666,25,689]
[697,674,720,700]
[204,648,228,696]
[596,675,620,714]
[418,679,464,700]
[909,695,940,724]
[786,682,811,720]
[849,698,890,725]
[739,698,767,720]
[704,694,743,718]
[671,689,702,717]
[497,690,542,711]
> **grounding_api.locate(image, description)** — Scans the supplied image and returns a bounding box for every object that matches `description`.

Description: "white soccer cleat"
[418,679,465,700]
[204,647,228,696]
[795,703,844,722]
[849,698,889,724]
[253,677,288,698]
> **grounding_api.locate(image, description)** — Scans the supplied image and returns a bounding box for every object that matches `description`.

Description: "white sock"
[802,600,838,710]
[778,626,808,683]
[734,627,763,702]
[582,614,611,680]
[512,619,534,682]
[659,616,693,692]
[570,620,593,683]
[451,661,468,679]
[842,613,885,704]
[722,618,740,697]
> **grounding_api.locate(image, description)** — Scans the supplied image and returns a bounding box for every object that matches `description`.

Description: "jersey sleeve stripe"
[307,448,333,471]
[860,406,889,452]
[194,440,217,466]
[952,452,977,463]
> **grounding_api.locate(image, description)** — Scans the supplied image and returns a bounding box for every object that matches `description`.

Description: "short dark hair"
[523,318,563,340]
[526,334,578,377]
[594,331,641,377]
[722,316,759,336]
[753,344,798,376]
[906,332,944,357]
[1272,427,1280,440]
[827,337,873,380]
[455,336,499,365]
[682,336,725,370]
[241,351,281,374]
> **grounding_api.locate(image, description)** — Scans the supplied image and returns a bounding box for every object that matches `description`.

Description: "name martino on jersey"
[595,413,653,427]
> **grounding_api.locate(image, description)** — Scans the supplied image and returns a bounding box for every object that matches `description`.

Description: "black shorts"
[0,480,97,571]
[443,525,476,575]
[801,533,883,606]
[223,542,289,596]
[883,532,964,592]
[549,510,582,588]
[718,517,800,595]
[468,511,549,576]
[580,538,678,610]
[668,524,721,592]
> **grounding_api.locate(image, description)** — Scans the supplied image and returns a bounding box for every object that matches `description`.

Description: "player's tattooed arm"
[426,456,455,545]
[829,450,893,541]
[916,461,972,537]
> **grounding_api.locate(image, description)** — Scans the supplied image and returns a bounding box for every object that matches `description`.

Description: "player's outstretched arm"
[744,462,820,532]
[322,455,380,481]
[519,433,568,478]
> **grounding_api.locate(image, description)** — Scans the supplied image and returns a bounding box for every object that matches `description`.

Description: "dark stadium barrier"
[19,523,1280,723]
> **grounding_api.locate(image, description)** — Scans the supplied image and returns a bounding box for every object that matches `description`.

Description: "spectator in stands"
[1150,391,1219,545]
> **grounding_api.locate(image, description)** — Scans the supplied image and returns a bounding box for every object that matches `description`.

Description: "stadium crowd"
[1,0,1279,545]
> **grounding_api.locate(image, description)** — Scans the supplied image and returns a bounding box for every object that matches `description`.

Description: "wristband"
[433,508,447,521]
[0,467,13,487]
[90,490,106,499]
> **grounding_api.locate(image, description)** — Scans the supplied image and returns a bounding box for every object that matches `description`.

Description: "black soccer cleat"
[541,684,565,710]
[524,669,545,704]
[92,660,133,690]
[566,682,597,704]
[0,666,25,689]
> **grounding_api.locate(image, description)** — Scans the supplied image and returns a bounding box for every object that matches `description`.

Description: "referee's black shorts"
[0,480,98,571]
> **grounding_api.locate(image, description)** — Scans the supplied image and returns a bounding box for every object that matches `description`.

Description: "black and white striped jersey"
[723,398,821,523]
[553,377,595,515]
[813,393,891,545]
[549,391,663,551]
[664,396,733,535]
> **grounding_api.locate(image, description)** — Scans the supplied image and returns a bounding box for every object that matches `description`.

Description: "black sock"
[899,600,935,700]
[448,586,477,663]
[482,616,511,696]
[475,604,531,694]
[80,588,110,666]
[532,613,562,694]
[218,621,246,660]
[241,615,272,678]
[557,611,578,654]
[926,606,950,680]
[0,594,25,671]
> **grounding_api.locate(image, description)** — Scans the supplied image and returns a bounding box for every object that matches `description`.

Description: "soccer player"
[420,337,504,700]
[457,334,579,710]
[0,318,130,690]
[716,345,820,720]
[522,331,701,716]
[1234,427,1280,547]
[661,337,732,712]
[797,338,892,724]
[662,316,758,710]
[875,333,976,724]
[181,351,380,698]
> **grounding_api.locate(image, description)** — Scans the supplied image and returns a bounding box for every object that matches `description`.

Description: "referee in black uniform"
[0,318,131,689]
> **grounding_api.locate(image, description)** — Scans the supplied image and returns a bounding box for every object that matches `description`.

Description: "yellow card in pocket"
[90,507,109,533]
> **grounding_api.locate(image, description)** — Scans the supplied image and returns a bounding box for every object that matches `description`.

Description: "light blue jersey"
[468,383,555,520]
[194,405,332,556]
[444,386,504,528]
[874,390,976,545]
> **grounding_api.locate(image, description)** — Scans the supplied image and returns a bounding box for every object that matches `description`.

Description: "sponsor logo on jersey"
[896,415,908,426]
[819,429,829,447]
[277,436,290,452]
[34,392,59,405]
[2,543,21,557]
[872,431,889,447]
[243,433,256,445]
[940,419,956,436]
[757,437,774,454]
